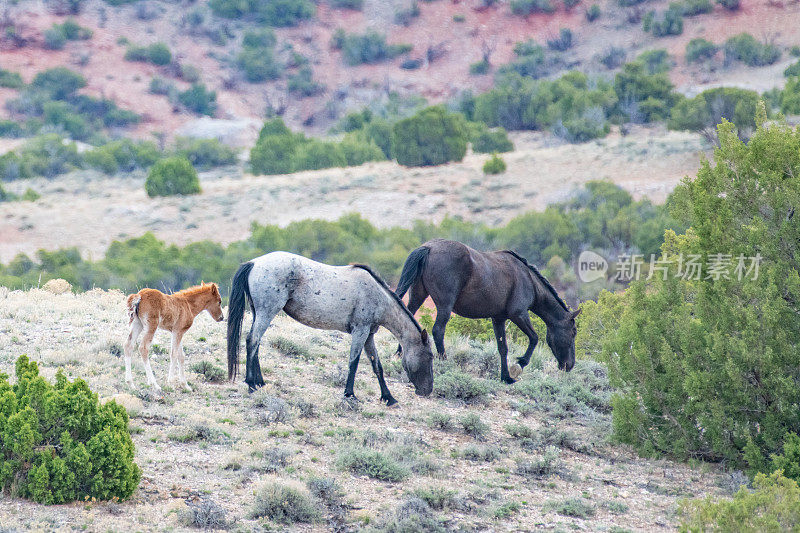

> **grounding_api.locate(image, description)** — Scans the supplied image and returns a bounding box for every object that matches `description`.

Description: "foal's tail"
[395,245,430,298]
[126,293,141,324]
[227,261,254,381]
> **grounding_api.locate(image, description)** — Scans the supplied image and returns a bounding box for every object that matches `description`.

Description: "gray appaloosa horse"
[395,239,580,383]
[227,252,434,404]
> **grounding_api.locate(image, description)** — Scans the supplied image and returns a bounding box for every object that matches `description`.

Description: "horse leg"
[492,318,515,384]
[139,320,161,391]
[167,331,177,386]
[365,331,397,406]
[509,313,539,379]
[124,318,143,387]
[172,330,191,392]
[431,300,455,360]
[344,326,370,400]
[245,304,280,392]
[396,282,428,357]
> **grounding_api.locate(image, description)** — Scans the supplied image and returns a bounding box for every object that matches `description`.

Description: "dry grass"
[0,287,728,530]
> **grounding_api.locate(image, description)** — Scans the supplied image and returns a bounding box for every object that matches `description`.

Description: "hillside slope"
[1,0,797,137]
[0,286,732,530]
[0,126,706,262]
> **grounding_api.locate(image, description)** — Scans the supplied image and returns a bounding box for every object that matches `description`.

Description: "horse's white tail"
[127,294,141,324]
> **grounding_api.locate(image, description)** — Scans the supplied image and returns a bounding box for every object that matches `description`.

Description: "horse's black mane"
[502,250,570,312]
[350,264,423,333]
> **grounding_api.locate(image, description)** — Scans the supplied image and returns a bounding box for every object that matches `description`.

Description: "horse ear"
[571,308,582,320]
[421,329,429,344]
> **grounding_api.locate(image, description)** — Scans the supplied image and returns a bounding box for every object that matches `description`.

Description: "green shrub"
[469,59,490,75]
[471,125,513,153]
[599,47,626,69]
[293,140,346,171]
[724,33,780,66]
[394,1,420,26]
[680,0,712,15]
[0,355,140,503]
[84,139,161,174]
[453,13,466,22]
[242,29,276,49]
[500,40,549,78]
[331,0,364,9]
[145,157,200,197]
[686,38,718,63]
[249,130,304,175]
[45,19,92,49]
[0,120,25,138]
[463,444,500,462]
[427,412,453,431]
[585,3,600,20]
[31,67,86,100]
[178,83,217,116]
[583,113,800,470]
[668,87,759,136]
[547,28,573,52]
[365,120,393,159]
[334,30,412,65]
[340,133,386,166]
[0,183,15,202]
[125,42,172,66]
[785,60,800,78]
[44,27,67,50]
[547,497,595,519]
[515,446,564,478]
[493,501,521,519]
[679,472,800,531]
[0,69,24,89]
[287,66,324,97]
[716,0,739,9]
[510,0,555,15]
[643,5,684,36]
[238,48,282,82]
[175,137,237,170]
[459,413,489,439]
[614,61,677,123]
[190,361,227,383]
[392,105,468,166]
[210,0,315,26]
[1,134,82,180]
[483,153,506,174]
[434,370,492,403]
[770,432,800,482]
[337,447,409,481]
[251,482,321,523]
[780,77,800,115]
[637,49,671,74]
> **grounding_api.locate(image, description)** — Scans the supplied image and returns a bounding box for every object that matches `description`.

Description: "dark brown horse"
[395,239,580,383]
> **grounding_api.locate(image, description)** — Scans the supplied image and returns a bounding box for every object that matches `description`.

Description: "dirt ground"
[0,286,734,531]
[0,126,707,263]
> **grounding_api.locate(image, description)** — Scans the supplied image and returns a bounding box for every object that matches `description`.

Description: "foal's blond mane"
[173,283,217,298]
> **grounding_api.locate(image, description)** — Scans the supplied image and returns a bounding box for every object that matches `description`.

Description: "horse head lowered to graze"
[395,239,580,383]
[124,282,224,392]
[227,252,434,404]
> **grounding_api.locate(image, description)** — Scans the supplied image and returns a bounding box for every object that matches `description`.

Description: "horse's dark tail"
[227,261,254,381]
[395,246,430,298]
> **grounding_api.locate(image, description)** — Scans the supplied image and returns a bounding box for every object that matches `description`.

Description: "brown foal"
[124,283,224,391]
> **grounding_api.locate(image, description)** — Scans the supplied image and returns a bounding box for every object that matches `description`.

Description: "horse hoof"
[382,396,398,407]
[509,363,523,380]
